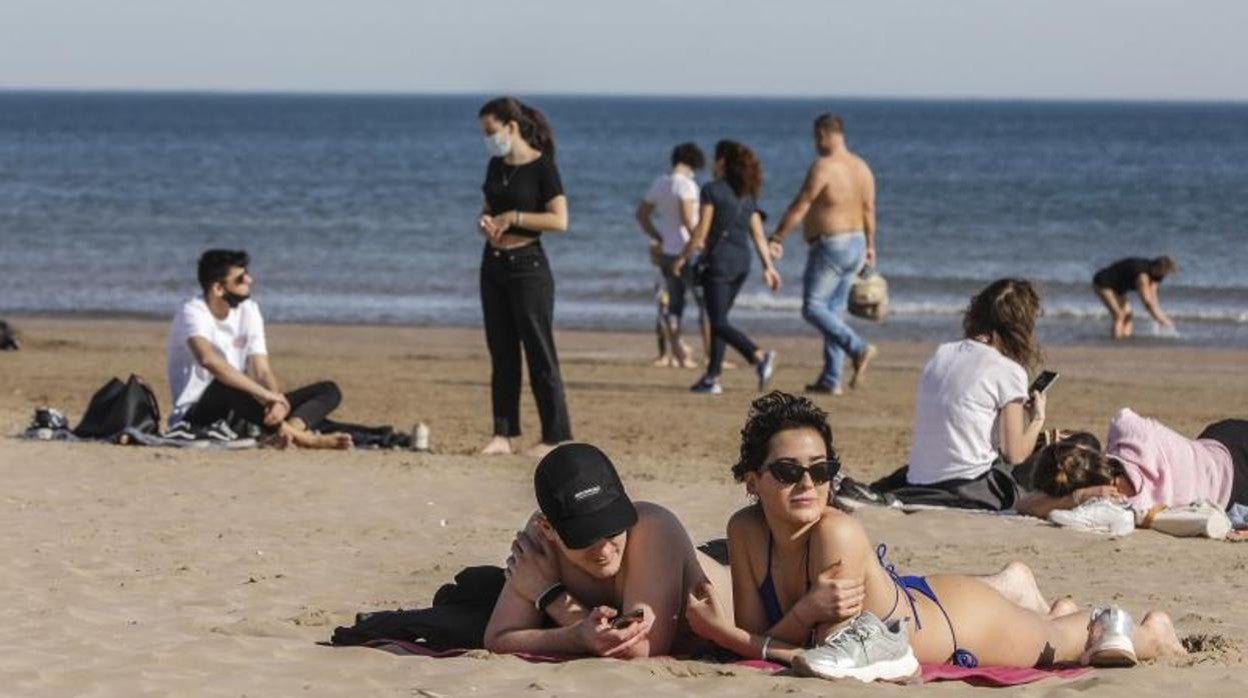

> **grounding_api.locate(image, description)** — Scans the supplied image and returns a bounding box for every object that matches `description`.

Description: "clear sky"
[3,0,1246,100]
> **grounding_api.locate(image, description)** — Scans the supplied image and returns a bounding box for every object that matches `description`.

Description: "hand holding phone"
[610,608,645,630]
[1029,370,1059,396]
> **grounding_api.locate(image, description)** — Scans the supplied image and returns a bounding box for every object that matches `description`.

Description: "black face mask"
[223,291,250,309]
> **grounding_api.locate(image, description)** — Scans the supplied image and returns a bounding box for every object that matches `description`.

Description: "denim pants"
[480,242,572,444]
[801,233,868,387]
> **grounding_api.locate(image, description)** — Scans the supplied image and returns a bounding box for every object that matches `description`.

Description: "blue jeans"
[801,233,868,387]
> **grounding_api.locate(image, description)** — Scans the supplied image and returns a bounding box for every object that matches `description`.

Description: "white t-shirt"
[166,296,268,424]
[906,339,1029,484]
[643,171,700,255]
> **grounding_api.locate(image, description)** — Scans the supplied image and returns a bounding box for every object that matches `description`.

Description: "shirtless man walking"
[768,114,878,395]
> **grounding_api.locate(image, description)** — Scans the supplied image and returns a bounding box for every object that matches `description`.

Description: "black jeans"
[702,262,759,377]
[184,380,342,430]
[1199,419,1248,509]
[480,242,572,443]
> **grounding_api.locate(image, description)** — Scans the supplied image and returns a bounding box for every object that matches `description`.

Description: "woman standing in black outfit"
[673,140,781,394]
[477,97,571,457]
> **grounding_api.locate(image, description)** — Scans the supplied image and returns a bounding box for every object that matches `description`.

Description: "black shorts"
[1198,419,1248,509]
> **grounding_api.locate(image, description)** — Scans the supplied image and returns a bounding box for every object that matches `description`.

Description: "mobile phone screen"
[1029,370,1059,395]
[610,609,644,629]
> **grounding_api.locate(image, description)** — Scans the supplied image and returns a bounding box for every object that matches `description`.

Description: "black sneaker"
[164,422,199,441]
[32,407,69,430]
[804,382,843,396]
[756,350,777,391]
[202,420,239,442]
[837,477,898,507]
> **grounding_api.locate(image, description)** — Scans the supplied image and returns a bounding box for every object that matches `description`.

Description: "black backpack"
[73,374,163,440]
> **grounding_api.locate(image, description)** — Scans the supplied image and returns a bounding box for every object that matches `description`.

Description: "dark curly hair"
[733,391,838,481]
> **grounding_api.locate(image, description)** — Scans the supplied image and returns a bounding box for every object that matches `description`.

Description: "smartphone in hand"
[610,608,645,630]
[1029,370,1059,395]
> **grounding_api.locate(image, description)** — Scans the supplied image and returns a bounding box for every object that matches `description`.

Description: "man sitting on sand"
[483,442,740,657]
[165,249,351,449]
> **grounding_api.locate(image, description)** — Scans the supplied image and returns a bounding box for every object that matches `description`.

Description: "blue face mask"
[484,131,512,158]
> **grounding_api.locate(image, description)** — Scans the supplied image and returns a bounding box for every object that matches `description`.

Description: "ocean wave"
[731,292,1248,324]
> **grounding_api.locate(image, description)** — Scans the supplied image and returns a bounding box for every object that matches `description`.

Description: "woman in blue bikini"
[684,391,1187,681]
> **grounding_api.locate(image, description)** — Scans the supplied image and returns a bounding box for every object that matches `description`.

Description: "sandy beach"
[2,315,1246,696]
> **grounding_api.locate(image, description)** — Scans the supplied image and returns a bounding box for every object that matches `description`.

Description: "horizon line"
[2,86,1247,106]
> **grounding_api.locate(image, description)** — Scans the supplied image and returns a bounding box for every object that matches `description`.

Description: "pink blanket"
[361,640,1091,687]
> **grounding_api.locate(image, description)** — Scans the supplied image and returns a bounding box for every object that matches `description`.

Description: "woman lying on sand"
[1020,409,1248,521]
[685,392,1187,682]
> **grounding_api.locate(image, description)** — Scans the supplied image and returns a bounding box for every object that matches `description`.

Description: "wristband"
[534,582,566,612]
[760,635,773,660]
[516,211,523,227]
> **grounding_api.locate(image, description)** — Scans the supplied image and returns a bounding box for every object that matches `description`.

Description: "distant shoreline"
[2,89,1247,107]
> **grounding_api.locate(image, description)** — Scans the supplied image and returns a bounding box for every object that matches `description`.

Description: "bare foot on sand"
[481,436,513,456]
[1137,610,1188,658]
[1049,597,1080,618]
[291,430,353,450]
[850,344,878,389]
[523,441,559,459]
[259,431,294,450]
[980,561,1049,614]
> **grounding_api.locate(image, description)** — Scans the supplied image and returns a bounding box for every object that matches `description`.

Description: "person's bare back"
[800,151,873,242]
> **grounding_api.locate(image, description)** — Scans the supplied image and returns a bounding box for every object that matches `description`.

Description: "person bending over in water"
[166,249,351,449]
[484,442,731,658]
[685,392,1186,682]
[1092,256,1176,339]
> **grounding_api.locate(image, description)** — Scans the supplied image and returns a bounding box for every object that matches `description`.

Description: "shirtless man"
[483,442,740,658]
[768,114,878,395]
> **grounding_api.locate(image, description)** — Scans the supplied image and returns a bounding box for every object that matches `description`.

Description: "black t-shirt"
[481,153,564,239]
[1093,257,1157,294]
[700,179,758,271]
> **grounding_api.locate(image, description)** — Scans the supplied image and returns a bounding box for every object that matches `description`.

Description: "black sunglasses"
[227,271,249,285]
[762,458,841,486]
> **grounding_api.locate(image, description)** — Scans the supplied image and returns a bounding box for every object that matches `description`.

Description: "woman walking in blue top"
[673,140,781,394]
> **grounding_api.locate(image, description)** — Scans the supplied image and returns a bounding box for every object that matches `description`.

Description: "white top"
[643,171,700,255]
[166,296,268,424]
[906,339,1029,484]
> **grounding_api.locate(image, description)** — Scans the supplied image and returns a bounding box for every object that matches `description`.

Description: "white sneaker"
[1149,500,1232,539]
[1049,497,1135,536]
[791,612,919,683]
[1082,606,1138,667]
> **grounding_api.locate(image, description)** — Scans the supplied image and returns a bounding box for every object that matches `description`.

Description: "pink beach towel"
[361,640,1091,687]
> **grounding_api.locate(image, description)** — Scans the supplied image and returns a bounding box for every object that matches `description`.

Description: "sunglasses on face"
[762,458,840,486]
[228,271,249,285]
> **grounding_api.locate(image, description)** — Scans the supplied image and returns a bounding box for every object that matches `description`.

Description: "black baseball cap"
[534,443,638,550]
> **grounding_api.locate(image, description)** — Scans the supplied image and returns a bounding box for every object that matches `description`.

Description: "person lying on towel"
[484,443,734,658]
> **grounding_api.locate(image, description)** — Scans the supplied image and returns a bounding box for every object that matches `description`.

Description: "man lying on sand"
[483,442,740,657]
[165,249,351,449]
